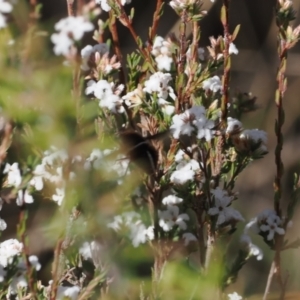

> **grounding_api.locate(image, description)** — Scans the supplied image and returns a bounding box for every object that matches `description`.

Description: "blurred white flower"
[0,239,23,267]
[52,187,65,206]
[226,117,243,135]
[79,241,103,263]
[0,218,6,231]
[0,0,13,29]
[30,164,46,190]
[0,265,6,282]
[162,194,183,205]
[95,0,131,11]
[16,189,34,206]
[170,159,201,185]
[240,234,263,260]
[228,292,242,300]
[182,232,197,246]
[202,76,222,93]
[229,43,239,55]
[158,205,189,231]
[51,16,94,56]
[81,43,109,71]
[57,285,81,300]
[3,162,22,187]
[85,79,124,113]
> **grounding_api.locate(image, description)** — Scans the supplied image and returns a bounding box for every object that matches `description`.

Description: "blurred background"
[3,0,300,298]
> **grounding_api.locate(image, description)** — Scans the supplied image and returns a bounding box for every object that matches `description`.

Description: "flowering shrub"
[0,0,299,299]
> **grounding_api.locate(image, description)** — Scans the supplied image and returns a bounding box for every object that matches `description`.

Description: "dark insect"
[119,130,167,175]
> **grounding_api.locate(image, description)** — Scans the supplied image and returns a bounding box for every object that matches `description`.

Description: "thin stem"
[18,204,37,300]
[148,0,164,46]
[185,21,200,107]
[50,239,64,300]
[176,10,187,113]
[263,260,275,300]
[116,0,155,73]
[221,0,231,128]
[66,0,75,17]
[109,11,126,85]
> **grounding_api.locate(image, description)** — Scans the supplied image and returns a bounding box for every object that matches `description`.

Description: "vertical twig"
[108,11,126,85]
[263,261,276,300]
[115,0,156,73]
[175,10,187,113]
[220,0,231,127]
[18,201,38,300]
[66,0,75,17]
[148,0,164,46]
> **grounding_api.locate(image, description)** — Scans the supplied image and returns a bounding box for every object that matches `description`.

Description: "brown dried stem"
[148,0,164,46]
[116,0,155,73]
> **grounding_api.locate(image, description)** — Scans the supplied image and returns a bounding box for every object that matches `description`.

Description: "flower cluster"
[170,105,215,140]
[151,36,174,71]
[208,187,244,226]
[108,211,154,247]
[86,79,125,113]
[51,16,94,56]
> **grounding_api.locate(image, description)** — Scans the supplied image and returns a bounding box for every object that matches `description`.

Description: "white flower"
[170,105,213,139]
[143,72,173,99]
[51,32,73,56]
[170,159,200,185]
[202,76,222,93]
[3,162,22,187]
[0,0,13,29]
[57,285,81,300]
[108,212,153,247]
[28,255,41,271]
[170,112,195,139]
[51,16,94,56]
[229,43,239,55]
[0,218,6,231]
[129,221,148,247]
[0,0,12,13]
[0,239,23,267]
[52,187,65,205]
[16,189,34,206]
[107,215,123,231]
[257,209,285,241]
[208,187,244,226]
[81,43,109,70]
[226,117,243,134]
[151,36,173,71]
[240,129,267,145]
[240,234,263,260]
[162,194,183,205]
[194,115,215,141]
[228,292,242,300]
[30,164,46,191]
[182,233,197,246]
[86,80,124,113]
[8,274,27,296]
[95,0,131,11]
[79,241,102,262]
[158,205,189,232]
